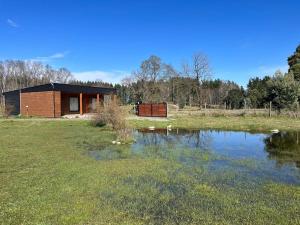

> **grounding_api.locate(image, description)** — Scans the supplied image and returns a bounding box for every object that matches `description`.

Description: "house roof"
[3,83,116,95]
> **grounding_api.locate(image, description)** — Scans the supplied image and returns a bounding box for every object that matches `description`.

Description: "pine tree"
[288,45,300,81]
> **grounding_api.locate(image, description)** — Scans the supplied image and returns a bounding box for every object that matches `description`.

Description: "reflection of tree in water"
[134,129,215,164]
[136,129,214,150]
[264,132,300,168]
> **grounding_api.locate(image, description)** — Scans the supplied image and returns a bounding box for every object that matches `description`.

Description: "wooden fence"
[137,103,167,117]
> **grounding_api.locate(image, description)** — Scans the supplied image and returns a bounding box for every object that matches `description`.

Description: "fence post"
[166,102,168,117]
[269,101,272,117]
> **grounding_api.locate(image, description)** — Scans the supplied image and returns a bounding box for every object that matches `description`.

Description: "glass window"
[104,95,111,106]
[70,97,79,112]
[91,98,97,111]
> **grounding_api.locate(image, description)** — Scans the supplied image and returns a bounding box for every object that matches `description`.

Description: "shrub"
[0,102,14,118]
[90,113,106,127]
[0,103,4,118]
[91,99,132,142]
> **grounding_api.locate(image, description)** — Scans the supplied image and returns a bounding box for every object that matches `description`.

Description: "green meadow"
[129,115,300,131]
[0,119,299,225]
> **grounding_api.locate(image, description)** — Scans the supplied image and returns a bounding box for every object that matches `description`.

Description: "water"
[88,129,300,185]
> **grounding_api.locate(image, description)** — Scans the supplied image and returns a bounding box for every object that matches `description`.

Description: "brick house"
[2,83,116,117]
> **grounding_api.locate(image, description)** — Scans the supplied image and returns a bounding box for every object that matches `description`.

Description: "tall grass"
[0,102,14,118]
[92,100,132,142]
[168,105,300,118]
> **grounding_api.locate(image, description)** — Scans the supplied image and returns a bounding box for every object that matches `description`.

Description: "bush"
[91,100,132,142]
[0,103,4,118]
[0,102,14,118]
[90,113,106,127]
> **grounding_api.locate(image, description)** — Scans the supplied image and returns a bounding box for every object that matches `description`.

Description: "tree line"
[1,44,300,113]
[0,60,74,96]
[246,45,300,111]
[117,54,241,109]
[117,45,300,112]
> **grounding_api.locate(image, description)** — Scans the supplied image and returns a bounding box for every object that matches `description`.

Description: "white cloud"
[30,51,70,62]
[7,19,18,28]
[72,70,130,84]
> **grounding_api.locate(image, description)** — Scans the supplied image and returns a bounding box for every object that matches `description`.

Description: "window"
[69,97,79,112]
[91,98,97,111]
[104,95,111,106]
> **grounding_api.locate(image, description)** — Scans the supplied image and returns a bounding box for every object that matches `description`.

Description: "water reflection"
[133,129,269,160]
[264,131,300,168]
[134,128,214,150]
[134,129,300,169]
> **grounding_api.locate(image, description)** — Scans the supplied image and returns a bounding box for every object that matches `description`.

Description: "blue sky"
[1,0,299,86]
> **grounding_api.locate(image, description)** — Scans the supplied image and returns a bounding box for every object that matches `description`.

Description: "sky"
[1,0,300,86]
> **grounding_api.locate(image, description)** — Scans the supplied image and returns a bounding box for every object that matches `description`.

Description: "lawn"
[0,119,299,224]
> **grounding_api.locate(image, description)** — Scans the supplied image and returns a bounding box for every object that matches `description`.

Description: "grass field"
[0,119,300,224]
[129,115,300,131]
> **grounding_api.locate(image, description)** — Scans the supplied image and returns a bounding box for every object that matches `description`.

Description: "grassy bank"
[0,119,299,224]
[128,115,300,131]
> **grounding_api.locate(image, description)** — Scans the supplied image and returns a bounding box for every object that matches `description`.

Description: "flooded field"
[86,129,300,224]
[89,129,300,185]
[1,121,299,224]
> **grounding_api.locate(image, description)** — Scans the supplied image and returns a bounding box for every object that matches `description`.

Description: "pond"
[88,128,300,185]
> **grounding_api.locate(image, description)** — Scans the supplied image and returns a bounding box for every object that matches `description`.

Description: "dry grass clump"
[0,102,14,118]
[91,100,132,142]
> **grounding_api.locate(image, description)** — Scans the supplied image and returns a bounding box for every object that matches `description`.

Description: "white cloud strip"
[30,51,70,62]
[7,19,18,28]
[72,70,130,84]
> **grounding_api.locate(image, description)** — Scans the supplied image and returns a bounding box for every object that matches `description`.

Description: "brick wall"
[20,91,61,117]
[54,91,61,117]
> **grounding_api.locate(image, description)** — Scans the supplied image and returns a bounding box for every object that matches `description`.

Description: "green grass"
[0,119,299,224]
[129,115,300,131]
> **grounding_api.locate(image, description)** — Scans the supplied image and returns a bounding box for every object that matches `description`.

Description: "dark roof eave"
[2,83,116,95]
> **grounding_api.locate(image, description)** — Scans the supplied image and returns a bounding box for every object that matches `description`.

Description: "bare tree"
[162,64,178,103]
[192,53,211,83]
[0,60,75,98]
[131,55,164,102]
[53,68,74,83]
[191,53,212,107]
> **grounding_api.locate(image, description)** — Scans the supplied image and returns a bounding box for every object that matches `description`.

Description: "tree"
[266,71,300,112]
[53,68,74,83]
[191,53,212,107]
[0,60,75,100]
[288,45,300,81]
[247,76,270,108]
[163,64,179,103]
[131,55,164,102]
[224,87,245,109]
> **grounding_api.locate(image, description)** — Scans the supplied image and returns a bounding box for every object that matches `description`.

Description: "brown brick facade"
[20,91,61,117]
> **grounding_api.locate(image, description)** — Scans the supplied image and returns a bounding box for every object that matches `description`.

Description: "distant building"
[2,83,116,117]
